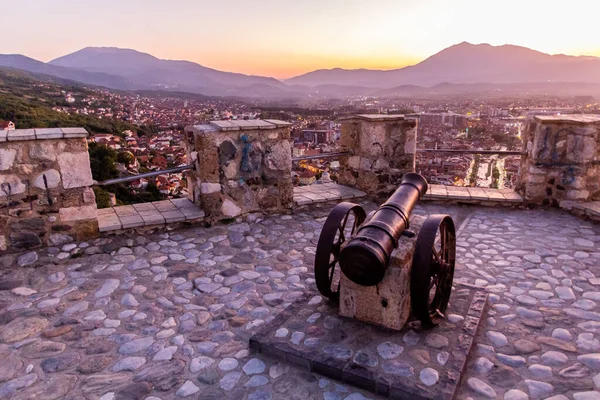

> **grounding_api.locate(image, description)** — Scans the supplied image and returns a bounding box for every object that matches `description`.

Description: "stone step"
[97,199,205,232]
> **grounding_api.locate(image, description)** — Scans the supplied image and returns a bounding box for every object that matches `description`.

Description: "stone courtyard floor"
[0,203,599,399]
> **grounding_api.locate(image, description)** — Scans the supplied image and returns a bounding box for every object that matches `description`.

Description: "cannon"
[314,172,456,328]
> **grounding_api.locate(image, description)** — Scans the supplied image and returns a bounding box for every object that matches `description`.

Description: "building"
[298,170,316,186]
[0,121,15,131]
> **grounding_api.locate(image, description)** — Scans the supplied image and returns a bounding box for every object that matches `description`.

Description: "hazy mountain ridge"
[1,43,600,98]
[286,42,600,88]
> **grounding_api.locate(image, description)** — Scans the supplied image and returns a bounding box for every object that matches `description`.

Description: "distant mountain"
[49,47,289,97]
[286,42,600,88]
[2,43,600,99]
[0,54,133,89]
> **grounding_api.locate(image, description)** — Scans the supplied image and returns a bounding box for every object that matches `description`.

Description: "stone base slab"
[250,283,487,399]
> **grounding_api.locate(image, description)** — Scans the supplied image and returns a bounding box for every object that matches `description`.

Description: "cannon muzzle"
[338,173,428,286]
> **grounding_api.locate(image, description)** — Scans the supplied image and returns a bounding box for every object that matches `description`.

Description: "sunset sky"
[2,0,599,78]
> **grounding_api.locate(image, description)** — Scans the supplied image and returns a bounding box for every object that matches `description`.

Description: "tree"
[88,142,118,182]
[117,151,135,166]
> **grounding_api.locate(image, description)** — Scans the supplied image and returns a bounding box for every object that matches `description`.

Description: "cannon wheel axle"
[411,214,456,327]
[314,202,366,301]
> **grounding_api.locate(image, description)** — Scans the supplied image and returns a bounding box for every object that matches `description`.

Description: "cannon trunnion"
[314,173,456,328]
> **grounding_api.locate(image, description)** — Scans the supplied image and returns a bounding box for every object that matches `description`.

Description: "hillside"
[0,67,135,135]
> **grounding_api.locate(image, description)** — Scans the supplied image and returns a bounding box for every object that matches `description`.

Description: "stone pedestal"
[339,215,423,331]
[338,115,417,196]
[518,115,600,205]
[0,128,97,253]
[185,120,294,221]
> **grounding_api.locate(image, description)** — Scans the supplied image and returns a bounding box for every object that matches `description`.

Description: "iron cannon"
[314,172,456,327]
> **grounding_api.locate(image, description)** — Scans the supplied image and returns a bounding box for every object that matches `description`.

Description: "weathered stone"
[112,356,147,372]
[11,374,77,400]
[0,317,49,343]
[81,373,131,397]
[41,352,80,372]
[77,355,113,374]
[467,377,496,398]
[22,340,66,358]
[33,169,61,189]
[114,382,152,400]
[57,151,93,188]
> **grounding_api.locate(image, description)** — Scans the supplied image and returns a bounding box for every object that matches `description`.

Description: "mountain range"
[1,42,600,99]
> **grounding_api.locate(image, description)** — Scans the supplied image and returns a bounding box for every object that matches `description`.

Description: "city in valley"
[2,74,597,205]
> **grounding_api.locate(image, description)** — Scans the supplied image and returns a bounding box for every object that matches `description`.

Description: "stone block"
[59,204,97,222]
[83,187,96,204]
[33,169,61,189]
[8,129,35,141]
[0,148,17,171]
[339,216,422,331]
[200,182,221,194]
[347,156,360,170]
[567,189,590,200]
[221,199,242,218]
[0,235,6,251]
[60,127,89,138]
[264,141,291,171]
[0,174,26,197]
[29,142,58,161]
[58,152,94,189]
[35,128,63,140]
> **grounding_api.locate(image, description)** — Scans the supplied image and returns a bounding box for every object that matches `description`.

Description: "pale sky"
[2,0,599,78]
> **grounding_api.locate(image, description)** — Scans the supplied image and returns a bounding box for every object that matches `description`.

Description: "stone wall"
[338,115,417,196]
[0,128,97,252]
[185,120,294,221]
[518,115,600,206]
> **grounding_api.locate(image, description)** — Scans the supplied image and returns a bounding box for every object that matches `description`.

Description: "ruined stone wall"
[185,122,293,221]
[338,115,417,196]
[518,116,600,206]
[0,128,97,252]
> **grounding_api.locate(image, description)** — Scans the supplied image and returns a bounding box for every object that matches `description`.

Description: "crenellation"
[0,129,98,253]
[518,115,600,205]
[338,114,418,196]
[185,119,293,222]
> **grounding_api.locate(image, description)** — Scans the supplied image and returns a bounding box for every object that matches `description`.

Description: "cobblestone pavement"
[0,204,599,400]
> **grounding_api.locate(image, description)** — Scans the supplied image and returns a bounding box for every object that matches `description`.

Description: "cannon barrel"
[338,173,428,286]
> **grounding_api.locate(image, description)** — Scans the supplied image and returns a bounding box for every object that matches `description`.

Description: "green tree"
[88,142,118,182]
[93,187,112,208]
[117,151,135,166]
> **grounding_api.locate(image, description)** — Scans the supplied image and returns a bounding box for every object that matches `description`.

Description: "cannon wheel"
[315,202,366,301]
[411,214,456,327]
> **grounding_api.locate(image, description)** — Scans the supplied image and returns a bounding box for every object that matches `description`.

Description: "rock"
[0,317,49,343]
[17,252,38,267]
[11,374,77,400]
[222,199,242,218]
[153,346,177,361]
[538,336,577,352]
[11,287,37,296]
[381,361,414,377]
[474,357,494,373]
[243,358,266,375]
[0,374,37,398]
[419,368,439,386]
[77,355,113,374]
[198,367,220,385]
[81,373,131,397]
[114,382,152,400]
[191,356,215,372]
[497,354,526,368]
[467,377,496,398]
[0,345,22,382]
[541,351,568,366]
[22,341,66,358]
[118,337,154,355]
[504,389,529,400]
[218,358,239,371]
[559,363,590,378]
[41,352,80,373]
[41,325,73,338]
[524,380,554,398]
[578,354,600,371]
[121,293,139,307]
[176,380,200,397]
[113,357,147,372]
[48,233,72,246]
[486,331,508,347]
[133,359,185,386]
[95,279,120,298]
[219,371,242,391]
[425,333,449,348]
[514,338,541,354]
